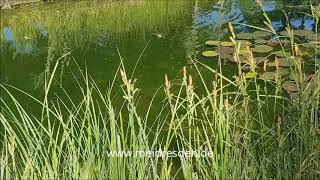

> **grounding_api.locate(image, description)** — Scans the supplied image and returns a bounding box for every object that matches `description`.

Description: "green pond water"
[0,0,318,114]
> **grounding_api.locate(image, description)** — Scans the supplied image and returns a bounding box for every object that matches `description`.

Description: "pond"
[1,0,318,98]
[0,0,319,178]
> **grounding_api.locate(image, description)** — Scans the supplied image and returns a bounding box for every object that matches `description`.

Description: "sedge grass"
[0,2,320,180]
[0,0,189,54]
[0,48,319,179]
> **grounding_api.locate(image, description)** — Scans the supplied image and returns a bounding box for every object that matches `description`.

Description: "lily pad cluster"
[202,28,318,96]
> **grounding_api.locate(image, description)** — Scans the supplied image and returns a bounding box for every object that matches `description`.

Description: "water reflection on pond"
[0,0,318,97]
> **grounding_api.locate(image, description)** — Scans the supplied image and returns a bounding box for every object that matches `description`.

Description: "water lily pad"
[205,40,221,46]
[289,92,299,101]
[220,53,233,59]
[267,58,295,67]
[229,54,255,64]
[260,72,276,81]
[221,41,234,47]
[241,65,251,71]
[236,40,252,47]
[253,31,272,39]
[239,49,251,55]
[279,31,290,37]
[251,45,273,53]
[277,68,290,75]
[237,32,254,40]
[301,42,317,48]
[216,47,234,54]
[239,56,256,65]
[305,74,315,82]
[280,39,291,45]
[294,30,315,37]
[305,34,320,41]
[245,72,258,79]
[228,57,238,63]
[273,50,292,57]
[289,73,315,82]
[282,81,299,92]
[216,47,234,59]
[202,51,219,58]
[255,39,267,44]
[267,39,281,47]
[256,57,270,64]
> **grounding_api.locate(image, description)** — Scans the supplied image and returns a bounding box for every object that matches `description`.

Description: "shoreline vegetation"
[0,0,45,9]
[1,0,320,179]
[0,0,189,54]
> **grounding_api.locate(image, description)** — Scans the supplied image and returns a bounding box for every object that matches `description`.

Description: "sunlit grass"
[1,47,319,178]
[0,0,189,53]
[0,1,320,179]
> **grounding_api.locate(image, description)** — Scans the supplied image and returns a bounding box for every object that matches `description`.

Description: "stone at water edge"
[0,0,11,9]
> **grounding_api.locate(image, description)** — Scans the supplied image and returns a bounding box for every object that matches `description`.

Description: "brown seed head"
[228,22,236,39]
[256,0,263,7]
[188,75,193,87]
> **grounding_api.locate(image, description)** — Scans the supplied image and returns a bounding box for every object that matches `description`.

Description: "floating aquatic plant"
[267,39,281,47]
[216,47,234,59]
[251,45,273,53]
[202,50,219,58]
[253,30,272,39]
[205,40,221,46]
[256,57,270,64]
[239,49,251,55]
[282,81,299,92]
[273,50,292,57]
[267,57,295,67]
[279,31,290,37]
[236,40,252,47]
[221,41,234,47]
[294,29,315,37]
[237,32,254,40]
[245,72,258,79]
[260,72,276,81]
[255,39,267,44]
